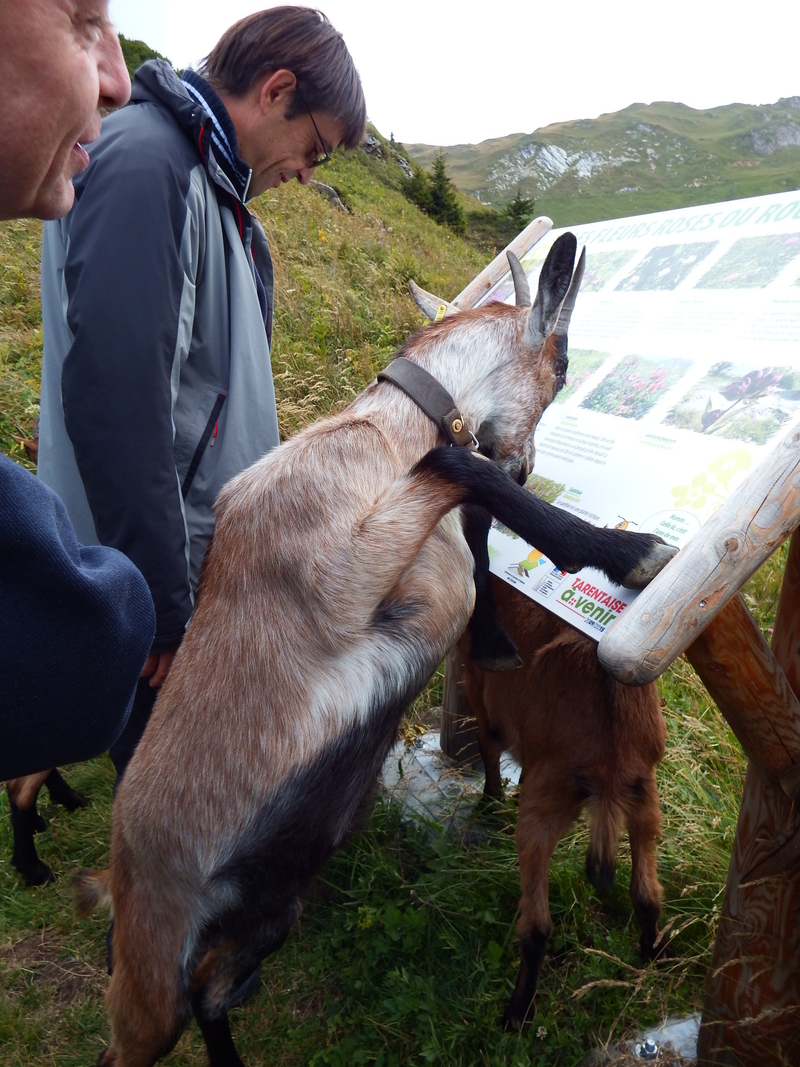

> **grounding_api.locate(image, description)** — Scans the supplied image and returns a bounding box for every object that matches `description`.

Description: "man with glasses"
[39,7,366,777]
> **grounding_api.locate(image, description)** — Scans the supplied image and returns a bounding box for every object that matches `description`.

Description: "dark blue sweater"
[0,455,155,778]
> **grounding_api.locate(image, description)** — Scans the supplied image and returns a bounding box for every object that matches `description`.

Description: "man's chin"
[31,179,77,221]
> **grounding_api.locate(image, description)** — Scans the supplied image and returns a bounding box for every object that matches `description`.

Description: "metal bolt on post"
[634,1038,659,1060]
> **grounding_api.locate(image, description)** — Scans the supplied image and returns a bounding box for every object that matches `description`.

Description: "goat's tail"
[71,868,112,918]
[585,799,623,894]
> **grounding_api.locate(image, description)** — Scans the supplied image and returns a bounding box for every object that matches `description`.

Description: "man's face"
[0,0,130,220]
[231,76,347,201]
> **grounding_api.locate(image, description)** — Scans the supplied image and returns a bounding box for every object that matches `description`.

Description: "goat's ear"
[525,232,578,345]
[408,279,460,321]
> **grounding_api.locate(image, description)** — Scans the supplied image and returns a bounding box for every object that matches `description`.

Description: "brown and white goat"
[73,234,675,1067]
[7,768,88,885]
[459,573,666,1031]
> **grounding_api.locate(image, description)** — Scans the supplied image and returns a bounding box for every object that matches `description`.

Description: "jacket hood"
[129,61,252,203]
[130,60,201,141]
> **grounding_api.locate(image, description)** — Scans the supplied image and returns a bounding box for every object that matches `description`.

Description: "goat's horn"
[553,246,586,336]
[507,251,531,308]
[408,279,460,321]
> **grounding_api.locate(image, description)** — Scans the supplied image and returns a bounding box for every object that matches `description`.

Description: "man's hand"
[140,650,177,688]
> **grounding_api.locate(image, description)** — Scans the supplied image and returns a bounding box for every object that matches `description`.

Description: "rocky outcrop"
[751,121,800,156]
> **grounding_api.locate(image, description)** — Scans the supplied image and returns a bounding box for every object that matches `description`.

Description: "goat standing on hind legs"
[73,233,676,1067]
[460,547,666,1031]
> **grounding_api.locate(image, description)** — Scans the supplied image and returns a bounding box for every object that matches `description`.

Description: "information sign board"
[482,191,800,639]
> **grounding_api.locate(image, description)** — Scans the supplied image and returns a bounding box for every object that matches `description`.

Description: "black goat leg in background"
[463,504,522,671]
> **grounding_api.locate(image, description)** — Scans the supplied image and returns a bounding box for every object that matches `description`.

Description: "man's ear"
[259,69,297,112]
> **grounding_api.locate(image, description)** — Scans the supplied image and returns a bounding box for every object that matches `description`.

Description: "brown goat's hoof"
[642,929,673,963]
[501,1002,533,1031]
[12,857,55,887]
[622,542,679,589]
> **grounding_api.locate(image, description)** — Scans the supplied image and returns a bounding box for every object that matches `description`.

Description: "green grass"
[0,138,785,1065]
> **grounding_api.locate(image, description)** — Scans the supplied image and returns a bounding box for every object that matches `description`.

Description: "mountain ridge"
[404,97,800,226]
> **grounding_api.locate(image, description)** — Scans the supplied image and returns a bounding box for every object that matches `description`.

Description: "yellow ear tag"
[434,303,447,322]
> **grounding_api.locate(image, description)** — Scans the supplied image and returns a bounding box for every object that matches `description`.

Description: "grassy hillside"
[407,97,800,226]
[0,136,771,1066]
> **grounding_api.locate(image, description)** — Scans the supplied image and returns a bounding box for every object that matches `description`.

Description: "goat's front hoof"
[622,542,678,589]
[13,857,55,887]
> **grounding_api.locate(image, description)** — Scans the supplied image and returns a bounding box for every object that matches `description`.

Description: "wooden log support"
[598,425,800,686]
[452,216,552,309]
[685,593,800,791]
[697,529,800,1065]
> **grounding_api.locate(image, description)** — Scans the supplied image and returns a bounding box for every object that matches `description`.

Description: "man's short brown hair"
[199,7,366,150]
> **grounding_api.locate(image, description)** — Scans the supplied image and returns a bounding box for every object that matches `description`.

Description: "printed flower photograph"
[615,242,718,291]
[581,354,691,420]
[664,361,800,443]
[553,348,610,404]
[579,250,636,293]
[695,233,800,289]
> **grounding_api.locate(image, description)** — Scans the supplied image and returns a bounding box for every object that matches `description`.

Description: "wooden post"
[695,531,800,1066]
[452,215,552,309]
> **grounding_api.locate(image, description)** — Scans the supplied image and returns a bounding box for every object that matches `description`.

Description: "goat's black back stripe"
[182,393,226,498]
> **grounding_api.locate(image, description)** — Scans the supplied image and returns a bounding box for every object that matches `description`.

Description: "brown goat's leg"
[100,876,193,1067]
[586,796,623,894]
[43,767,88,811]
[101,953,188,1067]
[458,658,506,801]
[191,900,301,1066]
[626,776,664,960]
[504,776,580,1030]
[8,771,53,886]
[479,724,505,802]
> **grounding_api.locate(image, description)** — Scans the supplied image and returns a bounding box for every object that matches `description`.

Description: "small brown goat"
[459,574,666,1031]
[72,235,675,1067]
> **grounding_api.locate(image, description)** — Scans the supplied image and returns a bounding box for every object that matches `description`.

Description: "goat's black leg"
[502,930,548,1031]
[193,1005,245,1067]
[44,768,88,811]
[9,795,54,886]
[463,504,522,671]
[416,449,677,589]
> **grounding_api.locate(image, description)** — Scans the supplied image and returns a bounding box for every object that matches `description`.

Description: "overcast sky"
[108,0,800,146]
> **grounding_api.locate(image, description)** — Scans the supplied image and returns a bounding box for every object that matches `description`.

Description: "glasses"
[294,84,331,168]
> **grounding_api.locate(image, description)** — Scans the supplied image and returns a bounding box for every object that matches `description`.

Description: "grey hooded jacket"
[39,62,281,653]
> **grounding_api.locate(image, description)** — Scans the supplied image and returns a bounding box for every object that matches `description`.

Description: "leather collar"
[377,357,478,449]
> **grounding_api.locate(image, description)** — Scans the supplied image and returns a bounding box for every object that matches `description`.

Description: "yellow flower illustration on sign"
[671,449,752,510]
